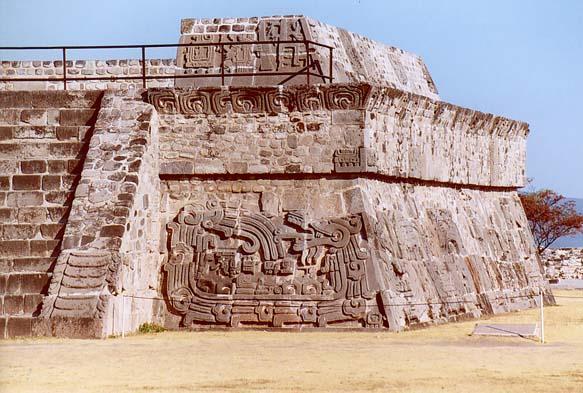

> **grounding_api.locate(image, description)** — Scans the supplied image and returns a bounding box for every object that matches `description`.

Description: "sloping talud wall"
[146,83,552,331]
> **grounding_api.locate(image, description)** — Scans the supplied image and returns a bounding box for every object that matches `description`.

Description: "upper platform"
[177,15,440,99]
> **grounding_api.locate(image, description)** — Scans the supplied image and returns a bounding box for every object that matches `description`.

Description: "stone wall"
[542,248,583,280]
[0,59,176,91]
[147,84,527,188]
[0,15,550,337]
[177,15,439,98]
[159,177,545,330]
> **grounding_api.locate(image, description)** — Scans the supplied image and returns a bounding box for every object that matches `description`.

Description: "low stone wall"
[0,59,176,91]
[542,248,583,280]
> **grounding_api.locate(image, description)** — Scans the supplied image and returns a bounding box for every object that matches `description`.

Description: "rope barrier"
[117,292,583,306]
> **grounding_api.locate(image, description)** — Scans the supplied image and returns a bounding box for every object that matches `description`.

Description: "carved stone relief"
[163,201,386,328]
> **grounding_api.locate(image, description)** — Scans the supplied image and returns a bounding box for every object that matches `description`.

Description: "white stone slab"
[472,323,540,338]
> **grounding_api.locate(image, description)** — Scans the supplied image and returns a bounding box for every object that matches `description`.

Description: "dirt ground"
[1,290,582,393]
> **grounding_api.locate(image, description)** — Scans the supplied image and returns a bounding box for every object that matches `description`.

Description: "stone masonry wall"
[147,84,527,188]
[159,177,546,330]
[177,15,439,98]
[0,59,176,91]
[37,90,161,338]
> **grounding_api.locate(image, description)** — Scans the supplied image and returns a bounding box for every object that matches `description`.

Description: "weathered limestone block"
[38,91,162,338]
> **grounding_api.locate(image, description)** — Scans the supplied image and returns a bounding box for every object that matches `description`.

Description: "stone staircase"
[0,91,102,338]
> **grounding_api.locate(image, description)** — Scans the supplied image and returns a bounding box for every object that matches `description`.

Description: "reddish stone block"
[20,160,47,174]
[55,126,79,141]
[6,273,21,293]
[39,223,65,239]
[0,317,5,339]
[30,240,60,258]
[46,206,69,223]
[0,91,32,108]
[6,317,33,338]
[0,240,30,257]
[20,109,47,126]
[12,175,41,190]
[24,293,43,314]
[0,275,7,294]
[0,126,14,141]
[99,224,125,238]
[3,295,24,314]
[67,159,83,174]
[0,176,9,190]
[19,272,50,293]
[47,160,66,174]
[12,257,56,272]
[59,109,98,126]
[0,208,15,223]
[42,175,61,191]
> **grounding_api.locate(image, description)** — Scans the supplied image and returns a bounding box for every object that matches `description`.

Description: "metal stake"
[540,288,545,344]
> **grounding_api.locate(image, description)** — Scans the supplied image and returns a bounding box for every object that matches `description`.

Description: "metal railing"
[0,40,334,89]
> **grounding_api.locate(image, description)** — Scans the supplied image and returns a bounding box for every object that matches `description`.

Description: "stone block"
[42,175,61,191]
[12,257,56,272]
[0,241,30,257]
[30,240,60,258]
[6,191,44,207]
[12,175,41,190]
[99,224,125,238]
[21,160,47,174]
[59,109,97,126]
[6,317,33,338]
[18,207,47,224]
[3,294,24,314]
[19,272,51,293]
[0,126,14,141]
[0,176,9,191]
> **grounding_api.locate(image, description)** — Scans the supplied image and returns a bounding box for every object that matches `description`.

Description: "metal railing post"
[220,43,225,86]
[62,48,67,90]
[305,41,310,85]
[141,46,146,88]
[329,46,333,83]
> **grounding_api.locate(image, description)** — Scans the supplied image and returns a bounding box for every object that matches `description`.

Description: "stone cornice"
[145,83,529,139]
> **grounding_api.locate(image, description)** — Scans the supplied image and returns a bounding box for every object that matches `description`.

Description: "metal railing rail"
[0,40,334,89]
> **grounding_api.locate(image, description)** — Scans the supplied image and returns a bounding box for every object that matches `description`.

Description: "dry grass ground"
[1,290,582,393]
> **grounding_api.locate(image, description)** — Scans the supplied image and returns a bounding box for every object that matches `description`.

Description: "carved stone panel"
[163,201,386,329]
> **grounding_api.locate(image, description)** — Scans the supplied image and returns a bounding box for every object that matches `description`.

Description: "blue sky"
[1,0,582,197]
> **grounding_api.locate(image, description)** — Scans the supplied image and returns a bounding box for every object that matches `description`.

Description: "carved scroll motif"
[163,201,386,328]
[146,84,372,115]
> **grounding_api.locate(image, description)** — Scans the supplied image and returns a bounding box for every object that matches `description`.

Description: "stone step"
[0,158,83,176]
[0,125,92,142]
[0,108,99,127]
[0,315,37,339]
[0,240,61,258]
[0,206,70,224]
[0,141,84,159]
[0,257,57,273]
[0,90,103,110]
[0,293,44,316]
[0,272,52,296]
[0,223,66,240]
